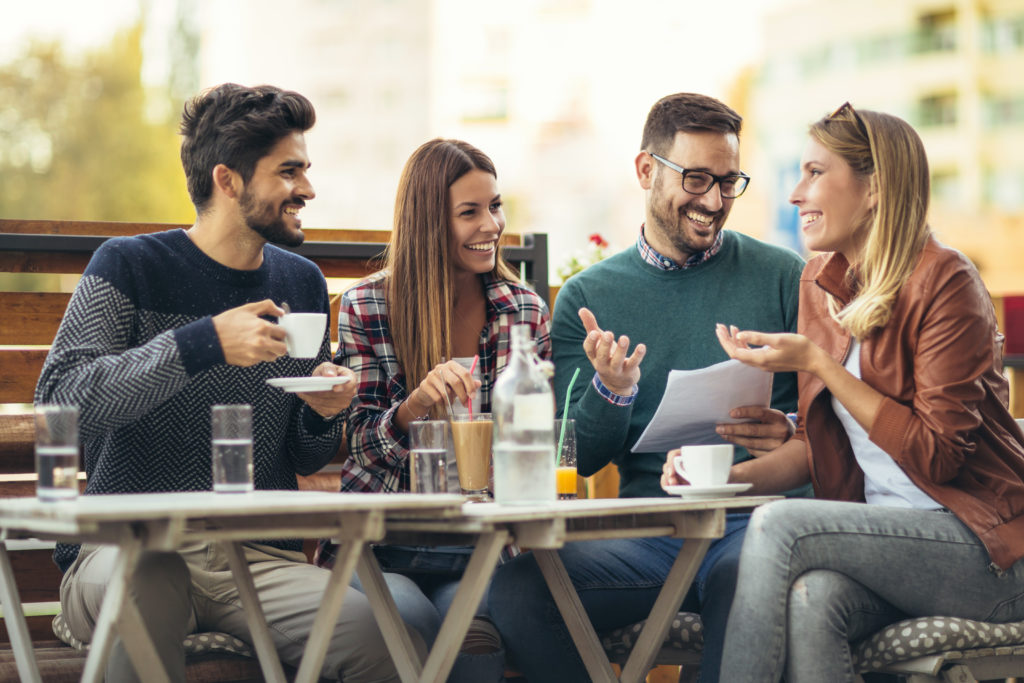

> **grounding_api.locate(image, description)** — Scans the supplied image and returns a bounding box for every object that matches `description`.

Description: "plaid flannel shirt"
[336,270,551,494]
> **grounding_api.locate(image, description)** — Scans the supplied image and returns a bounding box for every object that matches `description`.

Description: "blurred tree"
[0,24,194,222]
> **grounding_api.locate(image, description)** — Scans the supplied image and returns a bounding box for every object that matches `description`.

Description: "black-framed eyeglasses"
[649,153,751,198]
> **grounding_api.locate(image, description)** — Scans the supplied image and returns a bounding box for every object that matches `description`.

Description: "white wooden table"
[0,490,464,683]
[370,495,779,683]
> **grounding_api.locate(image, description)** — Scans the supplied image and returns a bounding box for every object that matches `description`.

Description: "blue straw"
[557,367,581,464]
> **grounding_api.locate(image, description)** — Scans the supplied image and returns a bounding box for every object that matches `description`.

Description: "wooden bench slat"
[0,414,33,476]
[0,293,71,345]
[0,349,47,404]
[0,251,92,275]
[0,616,61,644]
[0,644,275,682]
[7,549,61,604]
[0,219,390,243]
[0,219,189,236]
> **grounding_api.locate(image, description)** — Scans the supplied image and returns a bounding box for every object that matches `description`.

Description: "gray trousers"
[720,499,1024,683]
[60,542,425,682]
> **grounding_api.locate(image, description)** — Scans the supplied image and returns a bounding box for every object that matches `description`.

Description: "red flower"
[588,233,609,248]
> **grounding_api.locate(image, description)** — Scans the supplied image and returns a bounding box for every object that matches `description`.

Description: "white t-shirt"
[831,339,942,509]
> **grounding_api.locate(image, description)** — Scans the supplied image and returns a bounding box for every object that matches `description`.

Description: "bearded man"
[489,92,807,683]
[35,83,412,682]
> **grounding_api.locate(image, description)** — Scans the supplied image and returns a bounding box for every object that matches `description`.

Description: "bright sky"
[2,0,798,97]
[0,2,141,60]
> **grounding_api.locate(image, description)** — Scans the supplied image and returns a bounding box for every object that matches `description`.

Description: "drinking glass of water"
[409,420,449,494]
[34,404,80,502]
[211,404,254,493]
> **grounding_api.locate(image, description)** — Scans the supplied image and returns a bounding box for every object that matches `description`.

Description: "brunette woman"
[317,138,551,682]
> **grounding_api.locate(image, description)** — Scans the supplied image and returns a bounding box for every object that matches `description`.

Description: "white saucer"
[266,376,351,393]
[663,483,753,499]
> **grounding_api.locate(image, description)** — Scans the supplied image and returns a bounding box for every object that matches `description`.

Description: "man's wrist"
[592,373,637,407]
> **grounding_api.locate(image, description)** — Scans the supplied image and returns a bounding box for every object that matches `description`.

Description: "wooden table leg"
[534,509,721,683]
[356,545,424,683]
[79,537,174,683]
[221,541,287,683]
[534,548,619,683]
[116,589,176,682]
[618,538,710,683]
[358,530,509,683]
[0,539,41,683]
[294,508,386,683]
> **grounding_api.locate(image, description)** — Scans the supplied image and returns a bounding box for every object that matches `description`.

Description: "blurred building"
[746,0,1024,294]
[196,0,781,283]
[198,0,433,233]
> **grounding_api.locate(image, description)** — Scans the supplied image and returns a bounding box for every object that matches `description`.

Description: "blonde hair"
[385,139,519,397]
[810,106,931,338]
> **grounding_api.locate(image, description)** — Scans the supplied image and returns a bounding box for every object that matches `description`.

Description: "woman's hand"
[406,360,481,416]
[718,323,885,436]
[716,324,825,375]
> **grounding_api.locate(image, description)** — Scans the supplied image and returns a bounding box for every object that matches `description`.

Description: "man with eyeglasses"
[489,93,806,683]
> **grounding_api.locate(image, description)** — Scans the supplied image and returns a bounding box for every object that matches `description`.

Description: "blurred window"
[916,10,957,53]
[931,169,961,204]
[982,15,1024,53]
[984,169,1024,210]
[984,95,1024,126]
[856,34,905,64]
[917,92,958,127]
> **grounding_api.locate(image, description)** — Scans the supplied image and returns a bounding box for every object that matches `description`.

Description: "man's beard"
[648,181,722,260]
[239,189,305,248]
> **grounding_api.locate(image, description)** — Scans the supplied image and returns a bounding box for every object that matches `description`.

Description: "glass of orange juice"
[554,418,577,500]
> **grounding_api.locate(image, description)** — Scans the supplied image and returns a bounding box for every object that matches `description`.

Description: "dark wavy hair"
[179,83,316,212]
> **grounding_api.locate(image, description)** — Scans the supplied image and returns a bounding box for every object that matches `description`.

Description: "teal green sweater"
[553,230,804,498]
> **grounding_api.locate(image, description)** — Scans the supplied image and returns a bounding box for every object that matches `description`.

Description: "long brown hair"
[810,105,931,338]
[386,139,519,394]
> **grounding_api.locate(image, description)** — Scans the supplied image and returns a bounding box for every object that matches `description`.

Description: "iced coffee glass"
[450,413,492,501]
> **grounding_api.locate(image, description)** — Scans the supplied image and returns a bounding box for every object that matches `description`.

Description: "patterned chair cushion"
[52,612,254,657]
[601,612,704,661]
[853,616,1024,672]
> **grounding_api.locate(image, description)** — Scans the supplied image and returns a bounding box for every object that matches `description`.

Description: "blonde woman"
[317,138,551,682]
[667,104,1024,681]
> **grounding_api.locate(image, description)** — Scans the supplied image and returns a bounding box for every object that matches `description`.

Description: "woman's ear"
[866,174,879,211]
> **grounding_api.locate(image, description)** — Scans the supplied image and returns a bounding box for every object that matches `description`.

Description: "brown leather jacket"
[792,237,1024,569]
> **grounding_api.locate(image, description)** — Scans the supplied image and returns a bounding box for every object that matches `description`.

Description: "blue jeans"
[350,545,504,683]
[721,499,1024,683]
[488,512,749,683]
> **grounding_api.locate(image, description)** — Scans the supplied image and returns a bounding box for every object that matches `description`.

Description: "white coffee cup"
[278,313,327,358]
[673,444,733,487]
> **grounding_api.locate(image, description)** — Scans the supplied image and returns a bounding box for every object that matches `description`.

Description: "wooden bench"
[0,218,549,679]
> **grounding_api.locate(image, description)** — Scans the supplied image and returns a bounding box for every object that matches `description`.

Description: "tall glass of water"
[34,404,80,501]
[409,420,449,494]
[211,404,254,493]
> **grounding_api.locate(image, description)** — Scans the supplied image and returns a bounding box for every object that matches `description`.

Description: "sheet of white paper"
[630,359,773,452]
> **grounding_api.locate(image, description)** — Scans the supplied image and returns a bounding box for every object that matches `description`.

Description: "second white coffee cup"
[279,313,327,358]
[673,444,733,487]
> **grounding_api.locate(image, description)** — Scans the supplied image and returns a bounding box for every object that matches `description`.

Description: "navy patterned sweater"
[35,229,345,572]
